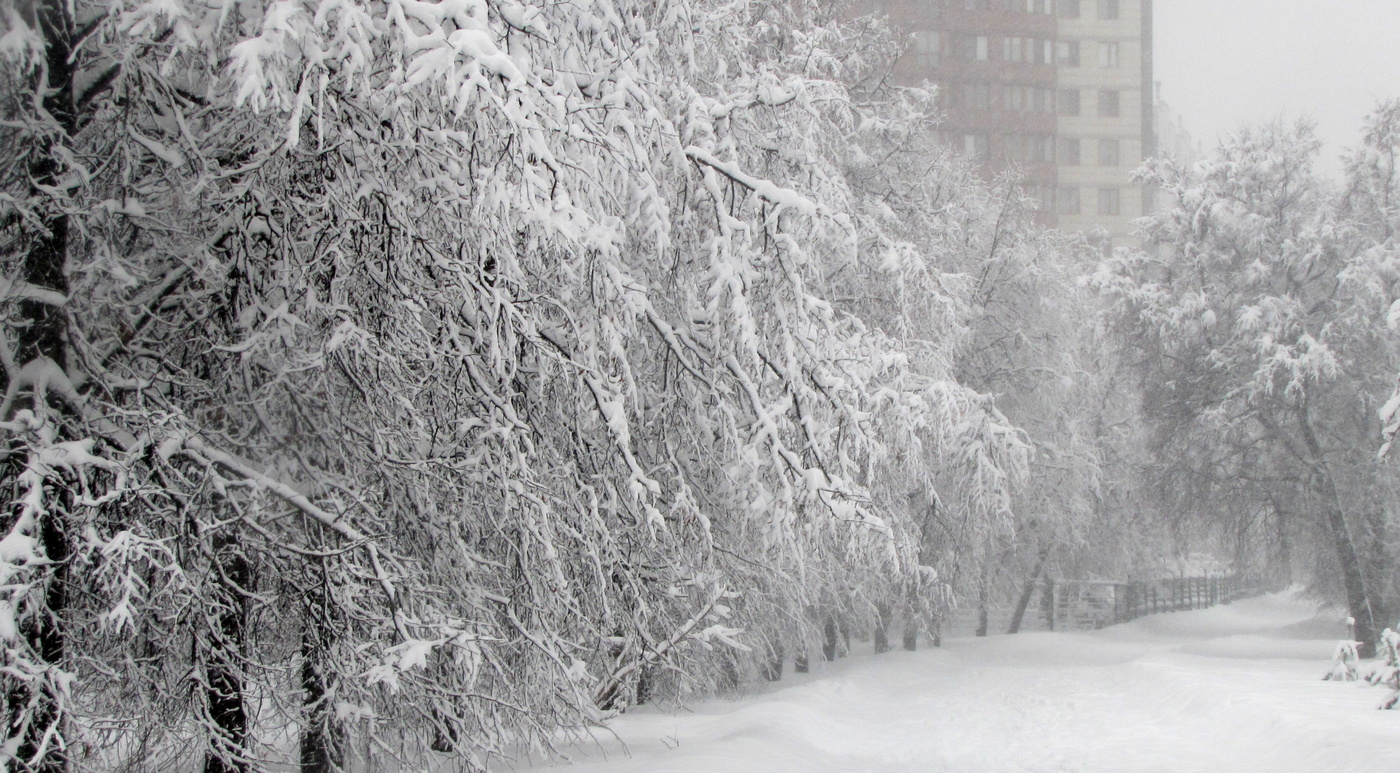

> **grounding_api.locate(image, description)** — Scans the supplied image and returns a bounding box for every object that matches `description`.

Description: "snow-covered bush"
[1324,639,1362,682]
[1365,628,1400,708]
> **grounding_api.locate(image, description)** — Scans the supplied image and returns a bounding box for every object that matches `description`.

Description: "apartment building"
[865,0,1155,249]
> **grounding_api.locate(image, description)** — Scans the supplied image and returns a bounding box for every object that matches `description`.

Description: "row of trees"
[0,0,1105,769]
[5,0,1398,767]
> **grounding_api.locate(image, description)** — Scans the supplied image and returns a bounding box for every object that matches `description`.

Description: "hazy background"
[1155,0,1400,180]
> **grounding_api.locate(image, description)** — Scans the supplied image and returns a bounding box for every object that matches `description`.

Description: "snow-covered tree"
[1094,118,1400,657]
[0,0,1039,768]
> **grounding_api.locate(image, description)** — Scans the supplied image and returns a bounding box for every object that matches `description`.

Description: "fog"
[1155,0,1400,180]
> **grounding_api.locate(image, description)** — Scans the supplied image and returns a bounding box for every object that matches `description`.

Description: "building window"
[1043,40,1054,64]
[1005,37,1041,63]
[1057,40,1080,67]
[1097,0,1119,19]
[1098,138,1120,166]
[1060,137,1082,165]
[1034,88,1054,113]
[915,30,942,68]
[1097,187,1121,215]
[962,82,992,110]
[1058,0,1079,17]
[1022,135,1036,162]
[1098,89,1120,117]
[1006,85,1024,111]
[1031,134,1053,162]
[961,36,987,61]
[964,133,989,159]
[1098,41,1120,68]
[1004,36,1022,62]
[1059,88,1080,116]
[1058,186,1081,215]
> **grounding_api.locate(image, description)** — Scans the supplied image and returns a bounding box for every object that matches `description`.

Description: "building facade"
[865,0,1155,249]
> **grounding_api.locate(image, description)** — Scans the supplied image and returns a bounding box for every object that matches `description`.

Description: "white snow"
[529,592,1399,773]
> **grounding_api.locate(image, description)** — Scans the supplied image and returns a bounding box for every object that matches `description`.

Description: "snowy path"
[531,593,1400,773]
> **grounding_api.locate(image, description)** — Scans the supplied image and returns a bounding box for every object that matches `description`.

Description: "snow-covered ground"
[530,592,1399,773]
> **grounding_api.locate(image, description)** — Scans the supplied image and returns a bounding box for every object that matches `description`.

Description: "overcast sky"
[1154,0,1400,180]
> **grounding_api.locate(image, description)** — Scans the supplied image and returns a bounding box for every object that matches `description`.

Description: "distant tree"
[1095,118,1400,656]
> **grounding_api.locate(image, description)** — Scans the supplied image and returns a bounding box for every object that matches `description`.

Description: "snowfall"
[526,592,1399,773]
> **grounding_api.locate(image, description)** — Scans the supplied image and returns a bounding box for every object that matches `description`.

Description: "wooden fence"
[1040,574,1259,632]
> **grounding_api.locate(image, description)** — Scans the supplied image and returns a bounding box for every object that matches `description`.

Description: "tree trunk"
[975,570,989,638]
[901,624,917,651]
[205,532,250,773]
[1361,510,1393,635]
[1007,549,1049,634]
[719,653,740,690]
[6,2,78,768]
[1296,407,1385,657]
[635,665,657,705]
[873,603,890,654]
[1319,494,1382,658]
[901,588,919,650]
[762,639,784,681]
[821,617,838,661]
[300,566,342,773]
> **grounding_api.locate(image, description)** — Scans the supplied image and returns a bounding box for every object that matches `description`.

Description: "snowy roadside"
[522,592,1399,773]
